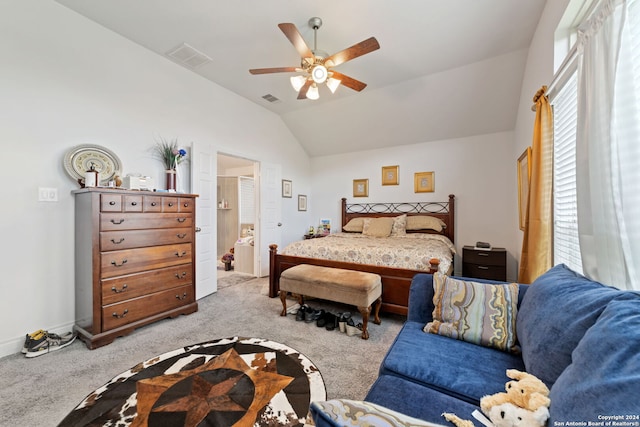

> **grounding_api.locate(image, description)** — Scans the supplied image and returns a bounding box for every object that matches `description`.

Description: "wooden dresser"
[73,188,198,349]
[462,246,507,281]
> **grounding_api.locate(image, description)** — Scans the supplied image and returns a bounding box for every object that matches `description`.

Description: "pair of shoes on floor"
[345,320,364,337]
[22,329,47,354]
[23,330,77,358]
[337,312,352,333]
[295,304,323,323]
[316,311,339,331]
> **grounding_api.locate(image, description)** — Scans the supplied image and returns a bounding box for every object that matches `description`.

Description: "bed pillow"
[424,273,520,353]
[390,214,407,236]
[362,217,394,237]
[343,217,365,232]
[406,215,446,232]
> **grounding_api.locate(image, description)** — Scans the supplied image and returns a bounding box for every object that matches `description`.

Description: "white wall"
[0,2,313,357]
[310,132,518,278]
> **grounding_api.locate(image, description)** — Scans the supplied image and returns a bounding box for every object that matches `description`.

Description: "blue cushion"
[549,294,640,422]
[380,321,524,404]
[365,374,482,426]
[516,264,622,387]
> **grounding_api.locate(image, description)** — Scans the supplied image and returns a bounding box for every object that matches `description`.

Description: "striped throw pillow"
[424,273,519,353]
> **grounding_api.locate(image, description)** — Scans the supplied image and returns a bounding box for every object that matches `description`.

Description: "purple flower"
[179,149,187,157]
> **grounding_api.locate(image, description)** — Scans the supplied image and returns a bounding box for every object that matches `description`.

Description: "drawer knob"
[175,251,187,258]
[168,202,174,207]
[151,202,157,206]
[110,238,125,244]
[477,266,489,270]
[478,252,489,257]
[176,292,187,300]
[175,272,187,279]
[109,201,116,206]
[112,309,128,319]
[111,259,128,267]
[131,201,137,206]
[111,284,128,293]
[177,233,187,239]
[110,218,125,225]
[183,202,189,207]
[177,218,186,223]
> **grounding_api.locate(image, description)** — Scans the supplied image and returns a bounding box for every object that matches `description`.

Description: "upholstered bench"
[279,264,382,339]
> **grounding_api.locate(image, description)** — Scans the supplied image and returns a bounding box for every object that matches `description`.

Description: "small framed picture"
[353,179,369,197]
[298,194,307,211]
[414,171,435,193]
[282,179,292,198]
[382,165,399,185]
[517,147,532,230]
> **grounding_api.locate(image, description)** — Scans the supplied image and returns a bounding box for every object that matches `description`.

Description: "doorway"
[217,154,258,276]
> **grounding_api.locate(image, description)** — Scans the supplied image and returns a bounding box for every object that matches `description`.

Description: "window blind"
[552,72,583,273]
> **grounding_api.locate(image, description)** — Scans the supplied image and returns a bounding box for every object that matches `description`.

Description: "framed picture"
[282,179,292,198]
[382,165,399,185]
[414,171,435,193]
[517,147,532,231]
[298,194,307,211]
[353,179,369,197]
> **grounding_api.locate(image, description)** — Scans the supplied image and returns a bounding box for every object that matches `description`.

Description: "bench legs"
[357,296,382,340]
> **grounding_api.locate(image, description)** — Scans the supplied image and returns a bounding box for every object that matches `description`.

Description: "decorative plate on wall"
[63,144,122,185]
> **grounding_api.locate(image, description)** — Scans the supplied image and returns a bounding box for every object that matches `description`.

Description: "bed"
[269,195,455,315]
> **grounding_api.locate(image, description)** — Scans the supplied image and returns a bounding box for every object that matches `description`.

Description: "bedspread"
[280,232,456,274]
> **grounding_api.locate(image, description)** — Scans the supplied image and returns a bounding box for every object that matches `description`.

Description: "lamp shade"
[290,75,307,92]
[307,84,319,100]
[326,77,341,93]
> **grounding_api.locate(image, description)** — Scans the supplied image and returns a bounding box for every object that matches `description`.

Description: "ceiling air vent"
[262,94,281,103]
[166,43,212,69]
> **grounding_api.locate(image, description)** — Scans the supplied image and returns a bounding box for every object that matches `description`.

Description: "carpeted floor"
[0,275,405,426]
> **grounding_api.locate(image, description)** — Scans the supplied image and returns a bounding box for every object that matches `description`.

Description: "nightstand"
[462,246,507,281]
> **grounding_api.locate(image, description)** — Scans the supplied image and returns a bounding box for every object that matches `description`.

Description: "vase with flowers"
[152,137,187,191]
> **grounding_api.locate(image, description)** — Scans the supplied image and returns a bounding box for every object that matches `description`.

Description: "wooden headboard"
[341,194,455,243]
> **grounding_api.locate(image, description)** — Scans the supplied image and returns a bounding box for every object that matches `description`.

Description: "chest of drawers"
[462,246,507,281]
[74,189,198,349]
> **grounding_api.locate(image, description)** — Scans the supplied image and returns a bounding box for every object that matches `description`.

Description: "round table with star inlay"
[58,337,326,427]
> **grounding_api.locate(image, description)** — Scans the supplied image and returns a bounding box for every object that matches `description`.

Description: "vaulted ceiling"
[55,0,547,156]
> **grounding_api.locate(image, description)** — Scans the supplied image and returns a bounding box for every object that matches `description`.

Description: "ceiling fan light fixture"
[307,84,320,100]
[290,75,306,92]
[326,77,341,93]
[311,65,328,84]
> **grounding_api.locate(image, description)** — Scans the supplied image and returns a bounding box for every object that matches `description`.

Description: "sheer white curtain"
[576,0,640,290]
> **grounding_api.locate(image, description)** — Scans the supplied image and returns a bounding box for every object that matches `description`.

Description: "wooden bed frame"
[269,194,455,315]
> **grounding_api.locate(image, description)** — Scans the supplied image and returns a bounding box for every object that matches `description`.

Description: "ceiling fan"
[249,17,380,100]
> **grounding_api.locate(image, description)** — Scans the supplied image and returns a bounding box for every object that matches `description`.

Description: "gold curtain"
[519,86,553,284]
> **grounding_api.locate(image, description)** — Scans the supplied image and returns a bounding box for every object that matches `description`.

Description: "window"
[552,72,582,273]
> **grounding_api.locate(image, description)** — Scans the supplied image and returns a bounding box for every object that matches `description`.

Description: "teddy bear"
[487,403,550,427]
[480,369,550,413]
[442,369,550,427]
[443,403,549,427]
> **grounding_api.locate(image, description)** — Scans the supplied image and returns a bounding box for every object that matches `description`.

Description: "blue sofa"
[311,264,640,426]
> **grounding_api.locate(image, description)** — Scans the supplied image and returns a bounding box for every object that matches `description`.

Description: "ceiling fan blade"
[297,80,312,99]
[278,23,314,60]
[249,67,300,75]
[330,71,367,92]
[324,37,380,68]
